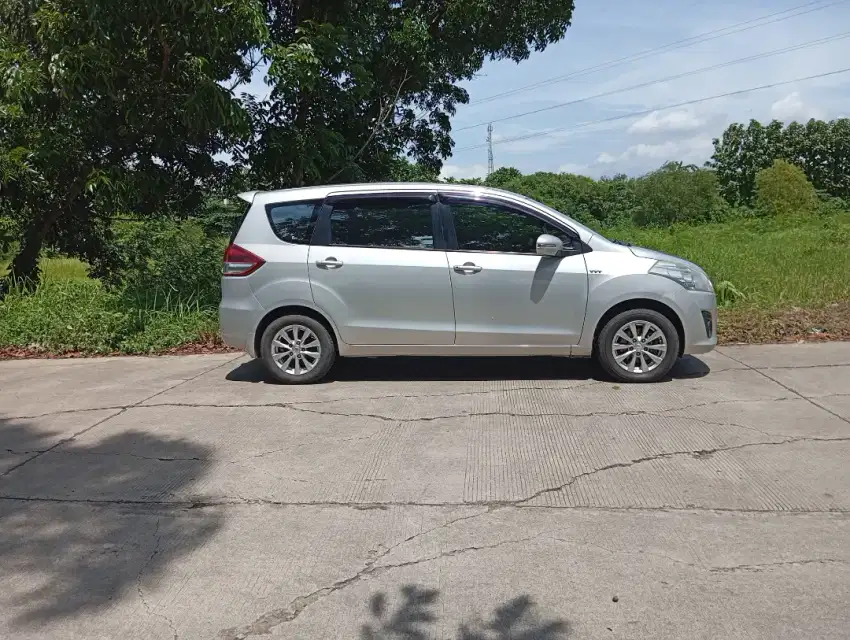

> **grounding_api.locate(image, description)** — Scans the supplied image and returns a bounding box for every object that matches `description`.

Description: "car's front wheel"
[596,309,680,383]
[260,315,336,384]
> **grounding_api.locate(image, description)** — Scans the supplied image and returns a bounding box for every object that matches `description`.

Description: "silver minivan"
[220,183,717,384]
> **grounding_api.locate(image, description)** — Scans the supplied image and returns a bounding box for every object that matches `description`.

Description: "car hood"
[628,245,705,272]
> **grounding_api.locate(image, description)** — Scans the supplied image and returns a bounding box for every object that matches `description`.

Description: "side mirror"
[536,234,563,257]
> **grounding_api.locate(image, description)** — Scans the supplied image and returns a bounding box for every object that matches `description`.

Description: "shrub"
[116,220,225,308]
[0,216,18,259]
[754,159,819,218]
[633,163,728,227]
[0,279,131,353]
[118,307,218,353]
[0,277,221,354]
[715,280,746,308]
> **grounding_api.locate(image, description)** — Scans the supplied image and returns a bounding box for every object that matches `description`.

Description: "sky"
[442,0,850,180]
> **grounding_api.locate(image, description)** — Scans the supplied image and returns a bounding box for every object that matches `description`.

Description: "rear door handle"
[453,262,482,274]
[316,257,343,269]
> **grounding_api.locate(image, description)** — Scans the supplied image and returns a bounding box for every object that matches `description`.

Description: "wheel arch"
[254,304,340,358]
[592,298,685,358]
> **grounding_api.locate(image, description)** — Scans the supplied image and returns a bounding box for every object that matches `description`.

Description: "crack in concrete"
[2,383,600,421]
[216,524,542,640]
[282,380,606,406]
[3,494,849,515]
[3,405,131,421]
[12,381,832,423]
[708,558,849,572]
[136,518,179,640]
[0,408,127,478]
[128,400,792,440]
[721,352,850,427]
[49,449,204,462]
[515,435,850,505]
[5,448,49,455]
[0,356,241,477]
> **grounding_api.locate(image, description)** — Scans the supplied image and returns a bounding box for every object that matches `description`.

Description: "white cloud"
[628,109,704,134]
[440,163,489,180]
[770,92,822,122]
[557,162,591,175]
[445,2,850,176]
[594,136,714,168]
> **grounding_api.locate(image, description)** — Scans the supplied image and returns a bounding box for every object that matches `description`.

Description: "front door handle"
[453,262,482,274]
[316,257,343,269]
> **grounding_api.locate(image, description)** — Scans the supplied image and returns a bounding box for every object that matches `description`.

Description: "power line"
[468,0,848,108]
[454,30,850,132]
[455,67,850,152]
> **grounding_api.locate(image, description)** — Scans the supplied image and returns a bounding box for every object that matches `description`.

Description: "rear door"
[440,194,589,346]
[308,192,455,345]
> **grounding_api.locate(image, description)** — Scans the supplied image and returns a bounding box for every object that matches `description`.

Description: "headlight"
[649,260,713,292]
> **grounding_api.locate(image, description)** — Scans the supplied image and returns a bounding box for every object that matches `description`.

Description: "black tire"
[595,309,680,383]
[260,315,336,384]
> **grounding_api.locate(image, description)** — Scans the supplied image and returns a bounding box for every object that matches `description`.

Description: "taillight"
[223,244,265,276]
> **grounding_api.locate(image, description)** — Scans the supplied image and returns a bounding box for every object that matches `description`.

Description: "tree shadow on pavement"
[227,355,709,384]
[0,416,221,630]
[361,585,569,639]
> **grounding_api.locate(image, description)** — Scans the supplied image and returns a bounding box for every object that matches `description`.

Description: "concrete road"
[1,344,848,639]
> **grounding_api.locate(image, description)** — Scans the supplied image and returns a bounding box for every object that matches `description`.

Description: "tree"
[708,119,784,206]
[485,167,523,188]
[754,159,819,218]
[240,0,576,189]
[386,157,440,183]
[0,0,266,283]
[783,118,850,200]
[709,117,850,206]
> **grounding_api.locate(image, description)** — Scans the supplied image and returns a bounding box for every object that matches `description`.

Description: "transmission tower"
[486,123,494,176]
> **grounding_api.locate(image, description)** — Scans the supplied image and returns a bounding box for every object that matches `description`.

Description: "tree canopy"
[1,0,267,281]
[1,0,576,283]
[241,0,576,188]
[709,117,850,206]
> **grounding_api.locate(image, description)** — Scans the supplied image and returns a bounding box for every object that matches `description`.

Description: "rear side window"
[266,200,320,244]
[328,197,434,250]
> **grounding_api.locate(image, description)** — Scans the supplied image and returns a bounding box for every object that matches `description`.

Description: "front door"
[441,195,589,346]
[308,193,455,345]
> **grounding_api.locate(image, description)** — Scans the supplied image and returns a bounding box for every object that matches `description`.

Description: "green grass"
[604,211,850,309]
[0,277,218,354]
[0,255,90,281]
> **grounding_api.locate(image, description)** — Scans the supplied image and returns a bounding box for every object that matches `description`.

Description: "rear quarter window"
[265,201,320,244]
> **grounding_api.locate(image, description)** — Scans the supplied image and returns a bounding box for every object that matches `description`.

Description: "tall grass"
[0,278,217,354]
[0,256,90,281]
[604,211,850,309]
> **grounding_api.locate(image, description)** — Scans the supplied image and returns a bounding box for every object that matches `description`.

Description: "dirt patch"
[0,332,238,360]
[719,301,850,345]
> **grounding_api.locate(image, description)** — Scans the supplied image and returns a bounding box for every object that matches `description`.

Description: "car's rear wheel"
[596,309,680,383]
[260,315,336,384]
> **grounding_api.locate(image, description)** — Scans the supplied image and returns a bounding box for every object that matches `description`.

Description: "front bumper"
[680,290,717,355]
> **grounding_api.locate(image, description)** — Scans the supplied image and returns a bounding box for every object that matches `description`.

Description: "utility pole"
[486,123,494,177]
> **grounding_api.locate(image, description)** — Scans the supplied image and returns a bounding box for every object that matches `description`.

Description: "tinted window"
[329,197,434,249]
[449,200,572,253]
[266,201,319,244]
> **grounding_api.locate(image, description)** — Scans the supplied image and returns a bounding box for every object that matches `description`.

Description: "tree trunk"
[6,208,62,285]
